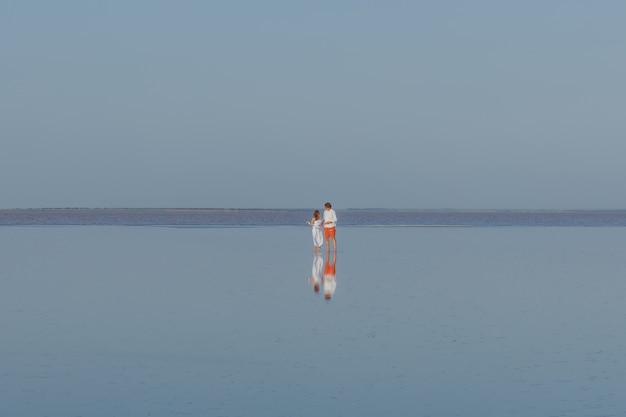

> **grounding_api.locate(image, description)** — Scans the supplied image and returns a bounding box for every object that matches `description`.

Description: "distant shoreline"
[2,208,626,227]
[3,207,626,212]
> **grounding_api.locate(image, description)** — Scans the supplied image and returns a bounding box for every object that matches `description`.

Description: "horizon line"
[2,207,626,212]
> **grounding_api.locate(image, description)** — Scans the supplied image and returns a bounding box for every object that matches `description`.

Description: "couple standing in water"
[306,202,337,254]
[306,203,337,299]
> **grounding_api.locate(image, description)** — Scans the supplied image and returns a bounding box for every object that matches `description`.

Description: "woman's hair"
[313,210,321,220]
[324,202,332,208]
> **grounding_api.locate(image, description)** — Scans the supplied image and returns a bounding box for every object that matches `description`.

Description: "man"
[323,202,337,252]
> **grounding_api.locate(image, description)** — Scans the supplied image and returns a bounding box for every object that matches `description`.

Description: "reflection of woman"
[309,255,323,293]
[323,252,336,300]
[306,210,324,254]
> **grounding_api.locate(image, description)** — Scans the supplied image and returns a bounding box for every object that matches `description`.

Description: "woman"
[306,210,324,254]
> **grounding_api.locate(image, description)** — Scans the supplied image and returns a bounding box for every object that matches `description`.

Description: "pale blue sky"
[2,1,625,209]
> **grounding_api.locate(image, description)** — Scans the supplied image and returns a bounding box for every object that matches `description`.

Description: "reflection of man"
[309,255,323,293]
[323,252,337,300]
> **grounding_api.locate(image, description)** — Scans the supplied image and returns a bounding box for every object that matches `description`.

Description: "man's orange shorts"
[324,227,336,239]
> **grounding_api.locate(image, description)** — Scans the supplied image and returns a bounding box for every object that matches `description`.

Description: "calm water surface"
[1,224,626,416]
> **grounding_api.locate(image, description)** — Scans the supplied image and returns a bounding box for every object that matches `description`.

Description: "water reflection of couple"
[308,252,337,300]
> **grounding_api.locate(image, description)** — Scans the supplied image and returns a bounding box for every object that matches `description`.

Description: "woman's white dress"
[311,219,324,247]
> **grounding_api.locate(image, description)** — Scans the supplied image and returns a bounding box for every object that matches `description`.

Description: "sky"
[2,1,625,209]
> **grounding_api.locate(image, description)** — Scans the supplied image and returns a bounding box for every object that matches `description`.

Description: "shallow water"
[2,226,626,416]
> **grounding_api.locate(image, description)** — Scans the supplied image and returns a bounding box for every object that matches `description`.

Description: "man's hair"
[324,202,332,208]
